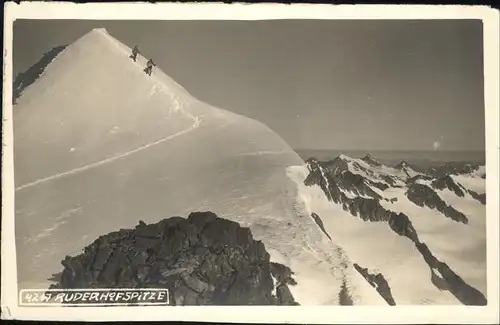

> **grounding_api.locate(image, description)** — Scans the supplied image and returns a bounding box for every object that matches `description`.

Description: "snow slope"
[14,29,355,305]
[287,154,487,305]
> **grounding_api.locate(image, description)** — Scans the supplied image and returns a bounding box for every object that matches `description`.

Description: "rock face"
[407,174,434,185]
[304,158,417,241]
[49,212,298,306]
[431,175,466,197]
[415,242,487,306]
[361,153,382,167]
[468,190,486,205]
[406,183,468,224]
[353,263,396,306]
[310,213,332,241]
[13,45,67,104]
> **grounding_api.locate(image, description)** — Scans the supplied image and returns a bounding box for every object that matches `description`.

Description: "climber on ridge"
[144,58,156,76]
[129,45,140,62]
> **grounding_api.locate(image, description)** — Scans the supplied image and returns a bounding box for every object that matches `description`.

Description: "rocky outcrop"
[379,174,400,187]
[305,158,418,242]
[431,175,465,197]
[361,153,382,167]
[395,160,410,170]
[48,212,297,305]
[321,156,350,176]
[269,263,299,305]
[353,263,396,306]
[415,242,487,305]
[406,183,468,224]
[407,174,434,185]
[427,162,482,178]
[336,170,383,200]
[468,190,486,205]
[13,45,67,104]
[305,157,383,202]
[311,212,332,241]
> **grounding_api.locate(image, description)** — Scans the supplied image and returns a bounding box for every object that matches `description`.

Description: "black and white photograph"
[2,2,499,323]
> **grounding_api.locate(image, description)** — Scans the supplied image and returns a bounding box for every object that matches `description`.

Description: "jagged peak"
[395,160,409,169]
[14,27,197,106]
[338,154,354,161]
[361,153,381,166]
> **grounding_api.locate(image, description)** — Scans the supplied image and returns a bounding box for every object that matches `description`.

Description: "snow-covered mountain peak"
[288,153,487,305]
[361,153,382,166]
[16,30,349,306]
[338,154,352,161]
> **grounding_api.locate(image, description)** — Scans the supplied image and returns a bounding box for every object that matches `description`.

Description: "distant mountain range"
[288,153,486,305]
[294,149,486,167]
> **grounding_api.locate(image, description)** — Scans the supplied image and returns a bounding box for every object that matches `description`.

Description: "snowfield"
[14,28,360,305]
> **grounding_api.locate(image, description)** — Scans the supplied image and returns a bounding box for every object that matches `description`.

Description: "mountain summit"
[14,29,359,305]
[14,28,300,187]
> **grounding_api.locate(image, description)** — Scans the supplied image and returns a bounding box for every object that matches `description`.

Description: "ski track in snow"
[15,37,202,192]
[15,121,197,192]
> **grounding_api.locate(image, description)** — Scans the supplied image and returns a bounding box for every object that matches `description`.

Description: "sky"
[13,19,485,152]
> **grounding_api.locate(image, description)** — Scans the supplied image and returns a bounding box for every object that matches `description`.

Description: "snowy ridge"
[13,46,68,103]
[335,155,408,187]
[14,28,204,188]
[287,153,487,305]
[14,28,357,306]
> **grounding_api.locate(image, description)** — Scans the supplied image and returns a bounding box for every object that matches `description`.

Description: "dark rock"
[369,180,390,191]
[468,190,486,205]
[395,160,409,170]
[311,212,332,241]
[361,153,382,167]
[426,162,482,178]
[276,284,299,305]
[13,45,67,104]
[270,262,297,286]
[415,242,487,305]
[321,156,350,176]
[406,174,434,185]
[304,157,419,240]
[353,263,396,306]
[335,170,383,200]
[431,175,465,197]
[303,156,485,306]
[379,174,399,187]
[388,212,419,242]
[48,212,298,305]
[406,183,468,224]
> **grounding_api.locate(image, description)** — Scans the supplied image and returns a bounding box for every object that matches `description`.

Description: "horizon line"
[293,148,486,152]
